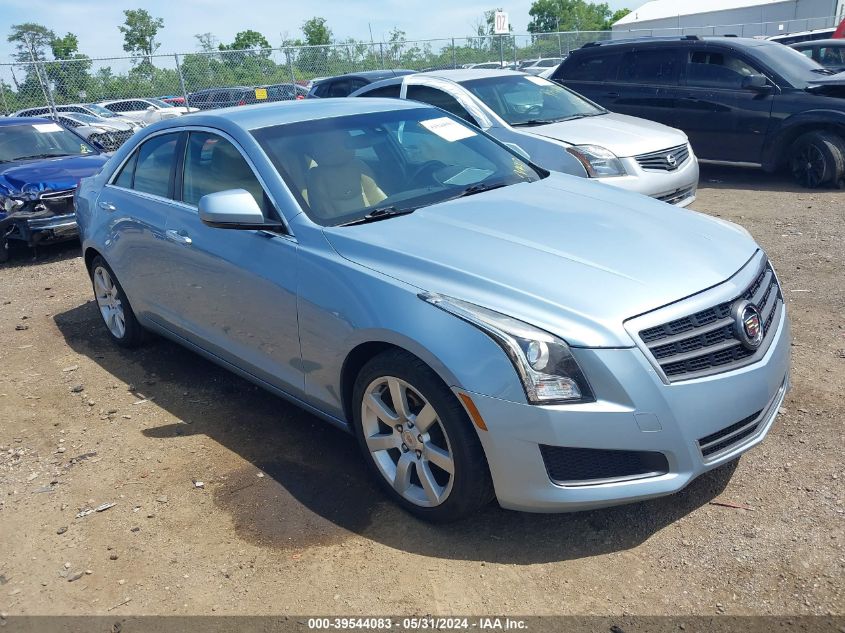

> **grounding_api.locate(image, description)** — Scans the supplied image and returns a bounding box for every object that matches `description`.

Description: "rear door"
[675,46,775,163]
[610,46,683,128]
[96,132,184,321]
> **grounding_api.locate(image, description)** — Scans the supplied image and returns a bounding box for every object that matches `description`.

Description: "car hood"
[808,70,845,86]
[322,173,758,347]
[527,112,689,158]
[0,154,109,196]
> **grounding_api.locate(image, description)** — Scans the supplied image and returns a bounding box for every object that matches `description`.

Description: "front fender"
[295,237,526,421]
[763,109,845,170]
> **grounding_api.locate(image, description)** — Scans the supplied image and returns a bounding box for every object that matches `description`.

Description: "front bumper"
[596,149,699,208]
[462,295,791,513]
[1,212,78,246]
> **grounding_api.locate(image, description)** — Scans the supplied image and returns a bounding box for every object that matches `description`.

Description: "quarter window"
[182,132,269,215]
[619,49,680,85]
[405,85,476,124]
[131,133,180,198]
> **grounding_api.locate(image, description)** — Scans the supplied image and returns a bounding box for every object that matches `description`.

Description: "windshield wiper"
[15,153,74,160]
[512,113,592,127]
[338,206,416,227]
[454,181,510,198]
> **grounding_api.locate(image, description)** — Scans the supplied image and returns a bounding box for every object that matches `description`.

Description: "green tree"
[302,17,332,46]
[7,23,55,63]
[527,0,622,33]
[118,9,165,58]
[195,32,218,52]
[219,29,271,52]
[47,32,92,102]
[606,8,631,28]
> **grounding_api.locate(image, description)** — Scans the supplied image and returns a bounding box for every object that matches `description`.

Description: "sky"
[0,0,635,62]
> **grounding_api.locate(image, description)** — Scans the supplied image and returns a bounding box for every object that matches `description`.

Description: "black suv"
[552,36,845,188]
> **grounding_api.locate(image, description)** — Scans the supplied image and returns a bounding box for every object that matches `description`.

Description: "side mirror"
[198,189,267,228]
[742,74,771,91]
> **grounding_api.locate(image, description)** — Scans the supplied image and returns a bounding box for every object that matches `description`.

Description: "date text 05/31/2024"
[307,618,528,630]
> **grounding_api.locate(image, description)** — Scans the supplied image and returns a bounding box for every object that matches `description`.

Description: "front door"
[674,48,775,163]
[162,130,304,395]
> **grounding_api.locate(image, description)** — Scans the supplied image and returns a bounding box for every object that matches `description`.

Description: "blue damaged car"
[0,118,108,262]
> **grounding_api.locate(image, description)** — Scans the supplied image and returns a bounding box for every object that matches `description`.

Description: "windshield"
[252,107,544,227]
[68,113,102,125]
[84,104,118,118]
[751,41,828,88]
[460,74,604,126]
[146,98,173,108]
[0,123,97,163]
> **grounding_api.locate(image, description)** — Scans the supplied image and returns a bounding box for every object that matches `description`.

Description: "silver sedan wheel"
[361,376,455,507]
[93,266,126,339]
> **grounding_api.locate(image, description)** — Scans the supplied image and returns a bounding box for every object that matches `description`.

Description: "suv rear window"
[558,53,621,81]
[618,49,680,85]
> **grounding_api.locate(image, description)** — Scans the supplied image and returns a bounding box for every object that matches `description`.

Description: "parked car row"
[188,83,309,110]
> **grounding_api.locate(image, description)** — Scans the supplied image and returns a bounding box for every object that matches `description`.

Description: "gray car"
[351,70,699,206]
[76,99,790,521]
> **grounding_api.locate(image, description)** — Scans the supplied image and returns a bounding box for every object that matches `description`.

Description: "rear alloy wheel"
[352,350,494,522]
[789,131,845,189]
[89,256,144,348]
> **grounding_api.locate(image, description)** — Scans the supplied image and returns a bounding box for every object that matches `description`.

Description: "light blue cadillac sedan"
[75,98,790,521]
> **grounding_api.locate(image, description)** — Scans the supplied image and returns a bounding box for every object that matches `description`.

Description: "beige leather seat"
[305,131,386,220]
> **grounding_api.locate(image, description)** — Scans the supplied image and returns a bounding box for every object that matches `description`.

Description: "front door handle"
[98,201,117,212]
[165,229,192,245]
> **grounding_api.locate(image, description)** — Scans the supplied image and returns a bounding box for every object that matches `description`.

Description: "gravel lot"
[0,166,842,617]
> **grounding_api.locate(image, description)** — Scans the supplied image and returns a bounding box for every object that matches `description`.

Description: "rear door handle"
[98,201,117,212]
[165,229,192,245]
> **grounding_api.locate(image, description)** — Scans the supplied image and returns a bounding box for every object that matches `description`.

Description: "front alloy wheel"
[362,376,455,507]
[352,349,494,522]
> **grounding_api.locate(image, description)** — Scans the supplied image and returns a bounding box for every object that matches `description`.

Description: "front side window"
[406,85,475,123]
[181,132,269,214]
[461,74,604,126]
[129,133,179,198]
[359,83,402,98]
[252,107,544,227]
[619,49,680,85]
[0,123,96,163]
[686,50,761,89]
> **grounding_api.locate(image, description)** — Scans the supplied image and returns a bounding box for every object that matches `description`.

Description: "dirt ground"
[0,166,842,618]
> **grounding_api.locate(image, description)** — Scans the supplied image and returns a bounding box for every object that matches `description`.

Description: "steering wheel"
[409,160,447,185]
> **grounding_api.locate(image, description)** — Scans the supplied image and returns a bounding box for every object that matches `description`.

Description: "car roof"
[419,68,523,82]
[573,35,773,52]
[0,116,58,127]
[149,97,434,131]
[791,39,845,47]
[345,69,415,80]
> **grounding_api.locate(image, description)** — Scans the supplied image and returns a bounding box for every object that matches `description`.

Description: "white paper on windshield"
[420,117,476,142]
[524,76,548,86]
[32,123,63,133]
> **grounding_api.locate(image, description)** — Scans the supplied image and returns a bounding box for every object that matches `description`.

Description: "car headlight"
[420,292,594,404]
[0,193,25,214]
[566,145,626,178]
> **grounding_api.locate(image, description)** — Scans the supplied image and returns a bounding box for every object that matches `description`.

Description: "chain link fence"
[0,14,839,118]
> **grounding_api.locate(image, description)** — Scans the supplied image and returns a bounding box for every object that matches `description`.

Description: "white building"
[613,0,844,37]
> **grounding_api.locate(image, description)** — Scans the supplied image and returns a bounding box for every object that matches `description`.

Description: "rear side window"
[405,85,475,123]
[359,83,401,98]
[618,49,680,85]
[327,79,352,97]
[131,133,179,198]
[113,151,138,188]
[558,53,622,81]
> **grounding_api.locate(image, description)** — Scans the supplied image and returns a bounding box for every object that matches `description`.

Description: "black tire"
[789,131,845,189]
[352,349,495,522]
[89,256,145,348]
